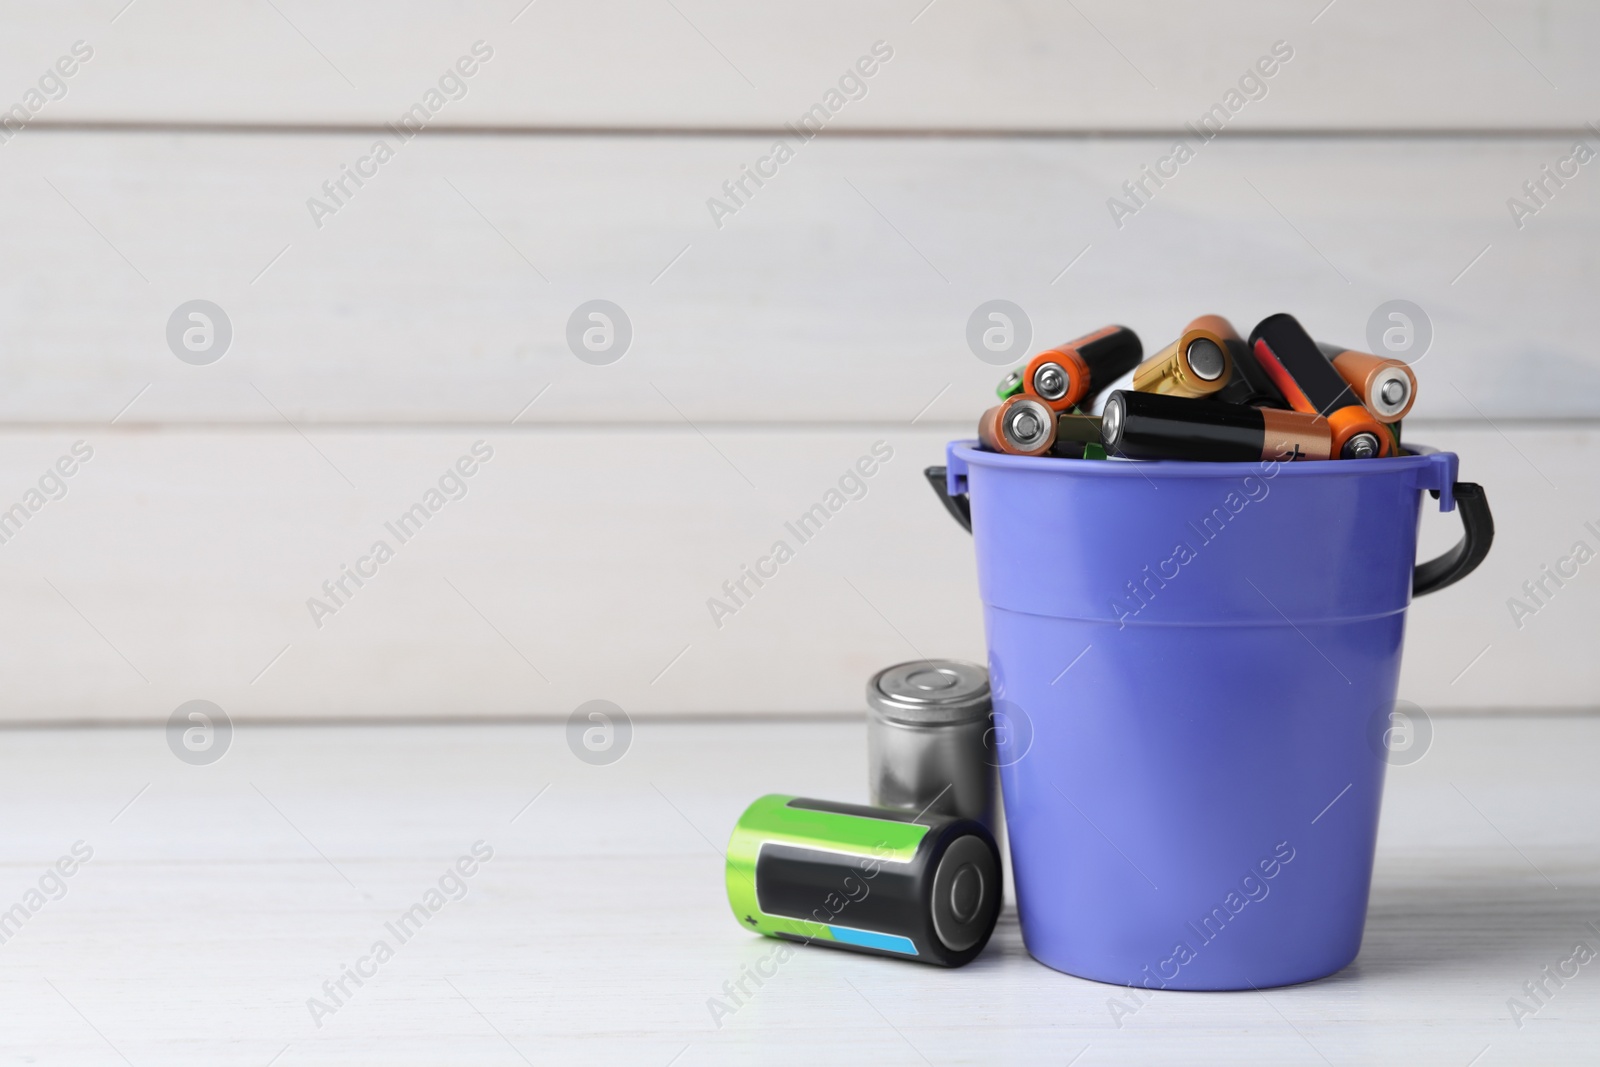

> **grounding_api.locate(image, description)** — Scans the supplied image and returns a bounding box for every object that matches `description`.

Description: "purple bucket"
[928,443,1491,990]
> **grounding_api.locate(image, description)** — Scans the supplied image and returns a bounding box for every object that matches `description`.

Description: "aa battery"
[1051,412,1106,459]
[1132,315,1236,398]
[1249,314,1392,458]
[1022,324,1143,412]
[978,396,1054,456]
[1101,390,1334,463]
[725,795,1002,967]
[1215,337,1289,409]
[867,660,995,832]
[1316,343,1417,423]
[978,397,1104,458]
[995,368,1024,400]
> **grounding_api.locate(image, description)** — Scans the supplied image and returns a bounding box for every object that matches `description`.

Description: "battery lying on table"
[1132,314,1236,398]
[1249,313,1392,459]
[1101,389,1335,463]
[1020,324,1143,412]
[978,396,1104,458]
[725,794,1002,967]
[1316,343,1417,423]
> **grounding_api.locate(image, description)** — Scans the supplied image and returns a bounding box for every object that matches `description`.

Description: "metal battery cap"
[1185,337,1226,381]
[868,660,990,725]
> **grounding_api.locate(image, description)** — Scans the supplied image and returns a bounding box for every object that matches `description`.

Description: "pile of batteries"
[978,313,1417,463]
[725,661,1003,967]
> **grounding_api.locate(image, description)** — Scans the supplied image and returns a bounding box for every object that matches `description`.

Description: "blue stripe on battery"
[828,925,919,956]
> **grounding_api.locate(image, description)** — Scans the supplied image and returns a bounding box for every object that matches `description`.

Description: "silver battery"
[867,660,995,831]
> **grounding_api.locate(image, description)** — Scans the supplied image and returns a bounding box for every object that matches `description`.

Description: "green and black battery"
[725,794,1002,967]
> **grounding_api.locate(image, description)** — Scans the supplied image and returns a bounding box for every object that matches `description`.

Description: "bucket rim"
[949,439,1449,480]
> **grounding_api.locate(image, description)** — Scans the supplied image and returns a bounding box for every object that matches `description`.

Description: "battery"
[1132,315,1236,398]
[978,398,1103,458]
[995,368,1025,400]
[1051,412,1104,459]
[725,794,1002,967]
[867,660,995,831]
[1316,343,1417,423]
[1021,324,1143,412]
[1249,314,1393,458]
[1214,336,1289,409]
[1101,390,1333,462]
[977,396,1056,456]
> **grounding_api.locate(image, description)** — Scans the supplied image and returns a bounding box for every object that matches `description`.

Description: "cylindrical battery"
[978,399,1104,459]
[1249,314,1392,458]
[867,660,995,831]
[995,368,1025,400]
[1050,412,1104,459]
[1132,315,1235,398]
[1250,313,1362,415]
[1215,337,1289,409]
[1101,390,1333,462]
[977,396,1055,456]
[1022,324,1143,412]
[1316,342,1417,422]
[725,794,1002,967]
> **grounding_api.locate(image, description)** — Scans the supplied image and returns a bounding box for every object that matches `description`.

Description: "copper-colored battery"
[978,398,1104,458]
[1021,325,1143,412]
[1132,315,1237,398]
[1316,343,1417,423]
[977,396,1056,456]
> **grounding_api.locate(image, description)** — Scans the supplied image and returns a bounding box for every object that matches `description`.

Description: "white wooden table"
[2,714,1595,1064]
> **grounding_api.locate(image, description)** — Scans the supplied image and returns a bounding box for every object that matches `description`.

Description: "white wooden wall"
[0,1,1594,720]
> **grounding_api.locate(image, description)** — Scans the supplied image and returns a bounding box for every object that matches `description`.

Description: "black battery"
[1101,390,1333,462]
[1248,313,1362,416]
[1214,338,1289,409]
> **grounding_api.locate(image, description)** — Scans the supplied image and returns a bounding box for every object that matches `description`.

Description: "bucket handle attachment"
[923,465,1493,597]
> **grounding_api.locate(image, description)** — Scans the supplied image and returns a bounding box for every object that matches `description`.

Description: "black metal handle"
[924,466,971,533]
[1414,481,1493,597]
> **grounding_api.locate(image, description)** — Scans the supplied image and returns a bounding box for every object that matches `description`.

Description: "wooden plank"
[1,716,1597,1063]
[0,423,1589,721]
[0,0,1592,130]
[1,130,1598,423]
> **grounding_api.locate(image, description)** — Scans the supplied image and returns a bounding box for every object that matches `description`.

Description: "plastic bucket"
[928,443,1492,990]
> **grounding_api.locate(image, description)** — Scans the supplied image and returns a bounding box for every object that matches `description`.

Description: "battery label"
[755,843,922,955]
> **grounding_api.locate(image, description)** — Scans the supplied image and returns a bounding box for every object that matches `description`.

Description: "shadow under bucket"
[929,442,1492,991]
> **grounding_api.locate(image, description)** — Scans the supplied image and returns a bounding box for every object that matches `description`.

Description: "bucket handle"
[1413,482,1493,597]
[922,465,1493,597]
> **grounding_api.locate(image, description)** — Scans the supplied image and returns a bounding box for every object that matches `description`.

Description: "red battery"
[1249,314,1392,459]
[1021,325,1142,412]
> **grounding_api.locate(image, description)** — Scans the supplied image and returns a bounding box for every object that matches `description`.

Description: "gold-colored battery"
[1131,316,1236,398]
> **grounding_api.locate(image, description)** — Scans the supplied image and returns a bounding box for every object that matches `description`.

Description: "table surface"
[2,715,1595,1065]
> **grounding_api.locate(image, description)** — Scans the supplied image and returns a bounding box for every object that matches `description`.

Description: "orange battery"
[978,398,1104,458]
[1021,325,1143,412]
[977,396,1056,456]
[1316,343,1416,423]
[1132,315,1237,398]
